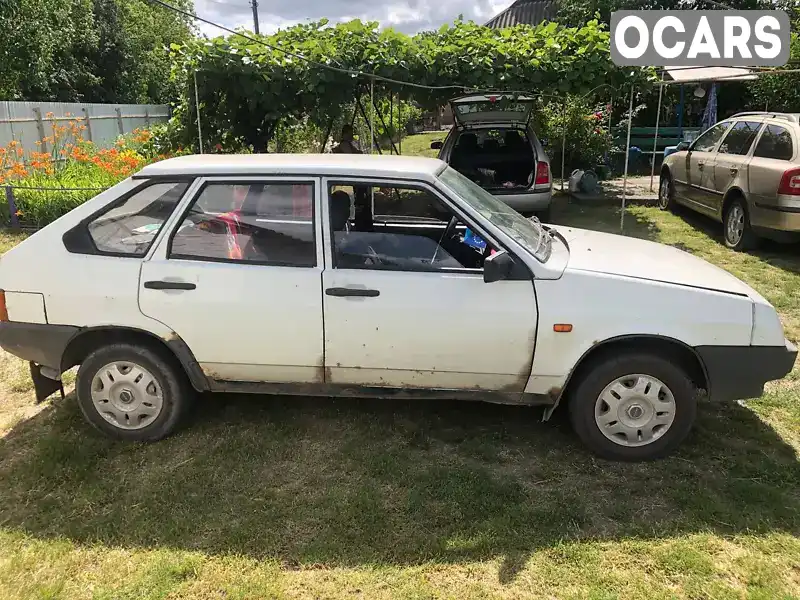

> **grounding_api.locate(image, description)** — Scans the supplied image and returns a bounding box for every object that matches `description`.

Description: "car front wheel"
[569,352,698,461]
[76,342,192,441]
[658,173,675,211]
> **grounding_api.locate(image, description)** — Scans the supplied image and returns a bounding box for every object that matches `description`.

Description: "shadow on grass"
[0,392,797,572]
[671,205,800,273]
[550,200,660,241]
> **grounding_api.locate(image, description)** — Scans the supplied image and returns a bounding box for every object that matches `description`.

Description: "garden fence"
[0,101,169,156]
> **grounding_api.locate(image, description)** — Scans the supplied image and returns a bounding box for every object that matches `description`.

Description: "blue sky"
[193,0,515,36]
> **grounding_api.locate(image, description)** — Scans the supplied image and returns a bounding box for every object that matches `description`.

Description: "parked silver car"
[660,112,800,250]
[431,94,553,219]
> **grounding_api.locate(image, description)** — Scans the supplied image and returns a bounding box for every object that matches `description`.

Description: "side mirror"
[430,140,443,150]
[676,141,690,152]
[484,250,514,283]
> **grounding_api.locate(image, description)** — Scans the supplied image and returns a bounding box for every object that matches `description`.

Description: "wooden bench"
[613,126,702,156]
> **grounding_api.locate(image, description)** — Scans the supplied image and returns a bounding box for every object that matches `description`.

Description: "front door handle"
[144,280,196,291]
[325,287,380,297]
[697,162,705,170]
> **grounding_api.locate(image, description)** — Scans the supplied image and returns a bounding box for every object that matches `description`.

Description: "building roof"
[485,0,558,28]
[137,153,448,179]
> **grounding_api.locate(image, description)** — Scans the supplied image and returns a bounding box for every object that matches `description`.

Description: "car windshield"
[438,166,551,262]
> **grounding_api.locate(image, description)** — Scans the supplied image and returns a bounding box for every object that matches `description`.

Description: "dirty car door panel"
[138,178,325,383]
[321,179,538,392]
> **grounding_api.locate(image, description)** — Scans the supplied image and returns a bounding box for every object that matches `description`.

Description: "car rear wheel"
[724,197,758,251]
[76,343,192,441]
[569,352,697,461]
[658,173,676,211]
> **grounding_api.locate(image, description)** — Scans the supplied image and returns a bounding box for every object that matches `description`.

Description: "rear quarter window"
[754,125,794,161]
[63,181,189,257]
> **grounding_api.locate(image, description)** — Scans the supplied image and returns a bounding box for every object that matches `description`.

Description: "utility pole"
[250,0,260,34]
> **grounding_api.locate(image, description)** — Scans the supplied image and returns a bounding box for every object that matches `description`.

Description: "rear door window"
[718,121,761,155]
[754,125,794,161]
[169,182,316,266]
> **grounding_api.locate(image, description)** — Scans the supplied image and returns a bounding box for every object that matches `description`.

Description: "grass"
[399,131,444,159]
[0,146,798,597]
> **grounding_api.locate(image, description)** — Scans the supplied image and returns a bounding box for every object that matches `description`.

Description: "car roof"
[136,153,448,180]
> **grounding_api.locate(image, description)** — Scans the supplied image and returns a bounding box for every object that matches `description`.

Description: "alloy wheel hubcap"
[659,179,670,208]
[594,374,676,447]
[727,205,744,245]
[90,361,163,430]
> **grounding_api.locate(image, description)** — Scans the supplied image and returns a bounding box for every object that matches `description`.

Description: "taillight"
[0,291,7,322]
[535,161,550,185]
[778,167,800,195]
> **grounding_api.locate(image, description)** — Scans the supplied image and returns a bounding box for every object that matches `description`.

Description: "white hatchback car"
[0,154,794,461]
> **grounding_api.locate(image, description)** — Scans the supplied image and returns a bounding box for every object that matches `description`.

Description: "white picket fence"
[0,101,170,155]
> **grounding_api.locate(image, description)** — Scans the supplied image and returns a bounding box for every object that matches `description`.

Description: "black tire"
[658,173,676,211]
[537,205,552,223]
[568,352,697,461]
[723,197,759,251]
[76,343,192,442]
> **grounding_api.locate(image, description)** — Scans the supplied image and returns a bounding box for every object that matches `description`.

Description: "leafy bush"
[534,95,613,174]
[167,19,649,152]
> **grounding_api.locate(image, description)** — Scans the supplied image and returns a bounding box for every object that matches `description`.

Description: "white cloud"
[193,0,516,37]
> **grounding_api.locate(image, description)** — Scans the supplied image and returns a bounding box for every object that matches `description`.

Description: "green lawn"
[0,172,799,598]
[400,131,445,159]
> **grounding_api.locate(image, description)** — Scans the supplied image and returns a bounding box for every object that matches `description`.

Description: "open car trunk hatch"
[450,127,537,192]
[450,94,535,128]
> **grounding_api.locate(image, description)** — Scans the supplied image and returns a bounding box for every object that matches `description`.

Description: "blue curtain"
[701,83,718,130]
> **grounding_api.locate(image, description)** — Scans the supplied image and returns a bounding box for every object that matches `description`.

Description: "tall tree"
[0,0,193,103]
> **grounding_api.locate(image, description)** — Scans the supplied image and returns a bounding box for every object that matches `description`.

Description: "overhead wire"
[148,0,799,96]
[145,0,475,92]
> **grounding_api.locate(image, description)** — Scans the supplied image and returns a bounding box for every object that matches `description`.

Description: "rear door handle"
[325,287,380,297]
[697,162,705,170]
[730,167,739,175]
[144,280,196,290]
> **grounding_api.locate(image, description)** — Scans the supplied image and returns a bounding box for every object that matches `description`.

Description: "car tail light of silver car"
[777,167,800,195]
[535,161,550,185]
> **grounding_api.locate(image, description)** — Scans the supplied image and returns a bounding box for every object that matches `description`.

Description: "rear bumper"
[492,189,552,212]
[751,200,800,233]
[0,321,78,371]
[0,322,78,402]
[695,340,797,401]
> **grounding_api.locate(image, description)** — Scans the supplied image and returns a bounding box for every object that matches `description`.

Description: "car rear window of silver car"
[754,125,794,161]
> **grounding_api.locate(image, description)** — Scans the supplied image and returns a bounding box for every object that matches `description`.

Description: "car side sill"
[207,379,554,406]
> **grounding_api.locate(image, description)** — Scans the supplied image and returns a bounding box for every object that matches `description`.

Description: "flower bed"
[0,114,180,228]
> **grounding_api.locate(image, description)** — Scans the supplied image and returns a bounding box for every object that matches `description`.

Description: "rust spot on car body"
[201,365,222,379]
[548,386,562,399]
[315,355,326,383]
